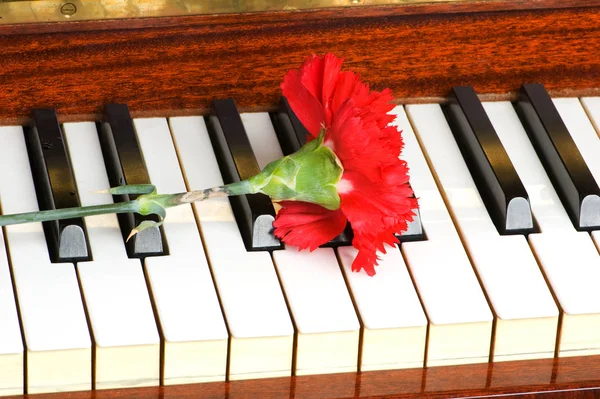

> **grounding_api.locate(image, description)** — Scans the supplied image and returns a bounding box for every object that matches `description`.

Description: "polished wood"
[0,2,599,125]
[3,355,600,398]
[3,1,600,398]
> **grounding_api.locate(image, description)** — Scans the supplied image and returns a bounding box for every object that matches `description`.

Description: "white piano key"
[484,101,583,234]
[0,218,23,396]
[555,98,600,242]
[554,98,600,193]
[131,117,229,385]
[338,245,427,371]
[485,101,600,356]
[580,97,600,248]
[404,105,493,366]
[241,112,361,375]
[432,101,559,362]
[582,97,600,135]
[0,126,91,394]
[62,122,160,389]
[169,115,294,380]
[515,97,600,357]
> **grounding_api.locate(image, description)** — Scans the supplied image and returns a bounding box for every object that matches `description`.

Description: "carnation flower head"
[273,53,418,276]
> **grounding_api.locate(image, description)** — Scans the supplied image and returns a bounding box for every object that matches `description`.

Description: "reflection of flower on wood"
[273,53,418,276]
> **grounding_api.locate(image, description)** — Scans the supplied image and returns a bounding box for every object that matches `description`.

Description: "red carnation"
[273,53,418,276]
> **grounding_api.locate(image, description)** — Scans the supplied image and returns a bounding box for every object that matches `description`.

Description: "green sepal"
[136,194,168,217]
[126,219,164,242]
[126,198,166,241]
[249,129,343,210]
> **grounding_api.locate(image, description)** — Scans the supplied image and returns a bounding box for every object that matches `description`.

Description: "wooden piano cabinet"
[0,0,599,125]
[2,1,600,398]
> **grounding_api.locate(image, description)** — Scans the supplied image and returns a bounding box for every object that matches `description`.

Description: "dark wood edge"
[6,355,600,399]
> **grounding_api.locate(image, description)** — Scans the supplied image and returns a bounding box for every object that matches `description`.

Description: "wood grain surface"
[0,2,599,125]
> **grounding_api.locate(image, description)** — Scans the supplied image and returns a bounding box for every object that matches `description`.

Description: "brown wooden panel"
[0,4,599,125]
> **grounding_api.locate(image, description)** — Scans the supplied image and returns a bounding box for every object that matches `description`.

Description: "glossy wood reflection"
[0,4,599,124]
[4,355,600,398]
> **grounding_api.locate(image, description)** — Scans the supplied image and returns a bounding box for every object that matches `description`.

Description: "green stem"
[167,181,255,205]
[0,180,256,228]
[0,201,139,226]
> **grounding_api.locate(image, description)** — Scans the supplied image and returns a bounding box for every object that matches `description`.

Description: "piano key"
[558,97,600,249]
[271,97,309,152]
[338,244,427,371]
[206,99,282,251]
[406,103,557,364]
[241,111,361,375]
[397,208,425,242]
[132,117,228,384]
[0,126,91,394]
[581,97,600,132]
[515,84,600,230]
[445,87,534,234]
[62,121,160,389]
[400,105,491,367]
[484,100,600,357]
[24,108,89,262]
[97,104,164,257]
[0,222,23,396]
[170,115,294,380]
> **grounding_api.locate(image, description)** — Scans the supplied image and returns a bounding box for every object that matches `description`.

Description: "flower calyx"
[249,129,343,210]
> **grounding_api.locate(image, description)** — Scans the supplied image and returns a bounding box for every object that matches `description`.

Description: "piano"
[2,1,600,398]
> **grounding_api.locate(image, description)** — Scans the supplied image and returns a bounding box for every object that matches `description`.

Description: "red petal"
[319,53,343,122]
[357,88,396,128]
[281,68,326,138]
[327,101,400,179]
[339,170,417,275]
[350,235,389,276]
[332,71,367,114]
[298,54,324,101]
[273,201,347,251]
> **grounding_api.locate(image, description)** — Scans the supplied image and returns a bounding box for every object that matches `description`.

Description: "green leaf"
[126,219,164,242]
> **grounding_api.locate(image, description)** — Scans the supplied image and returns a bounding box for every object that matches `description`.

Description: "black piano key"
[445,86,535,235]
[24,108,90,262]
[206,99,282,251]
[270,97,354,247]
[97,103,165,257]
[515,84,600,231]
[272,96,310,152]
[396,210,425,243]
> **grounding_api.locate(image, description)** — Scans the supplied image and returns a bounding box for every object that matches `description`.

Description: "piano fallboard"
[0,0,598,125]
